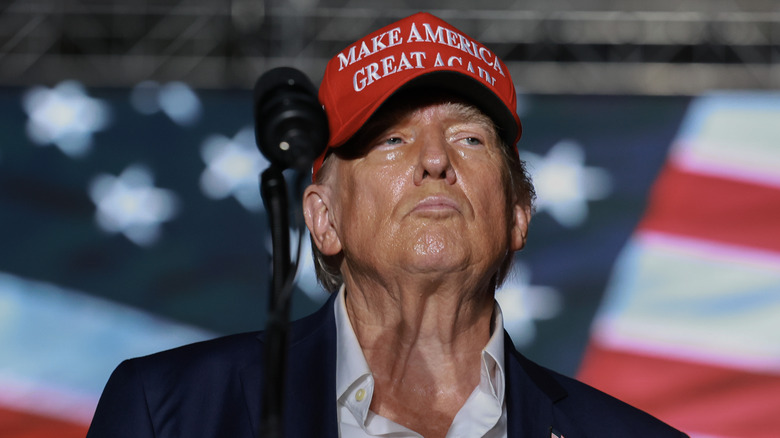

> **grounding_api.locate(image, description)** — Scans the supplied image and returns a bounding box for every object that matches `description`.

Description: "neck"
[341,273,495,437]
[342,267,495,351]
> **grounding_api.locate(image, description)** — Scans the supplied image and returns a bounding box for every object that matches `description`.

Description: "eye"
[374,135,405,150]
[449,123,492,149]
[454,135,485,148]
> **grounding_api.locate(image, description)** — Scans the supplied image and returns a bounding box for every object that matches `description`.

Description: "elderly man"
[87,12,687,438]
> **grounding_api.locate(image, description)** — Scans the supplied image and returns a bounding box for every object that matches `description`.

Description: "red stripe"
[578,343,780,437]
[638,164,780,253]
[0,407,88,438]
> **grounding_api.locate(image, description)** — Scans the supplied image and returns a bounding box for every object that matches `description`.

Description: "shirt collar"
[481,302,506,403]
[334,286,375,424]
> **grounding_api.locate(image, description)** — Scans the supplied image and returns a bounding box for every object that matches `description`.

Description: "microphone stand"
[260,165,294,438]
[253,66,328,438]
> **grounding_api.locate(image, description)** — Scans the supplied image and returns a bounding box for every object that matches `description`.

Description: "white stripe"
[0,272,215,423]
[671,92,780,188]
[639,230,780,269]
[592,232,780,373]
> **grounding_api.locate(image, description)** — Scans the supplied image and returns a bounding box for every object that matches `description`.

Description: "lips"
[411,195,462,214]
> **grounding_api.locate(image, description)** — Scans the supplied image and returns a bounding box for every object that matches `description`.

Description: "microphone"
[253,67,328,171]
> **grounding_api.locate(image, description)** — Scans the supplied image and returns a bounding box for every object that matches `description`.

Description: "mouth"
[411,195,461,215]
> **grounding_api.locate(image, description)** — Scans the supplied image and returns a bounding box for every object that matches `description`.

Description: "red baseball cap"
[313,12,522,178]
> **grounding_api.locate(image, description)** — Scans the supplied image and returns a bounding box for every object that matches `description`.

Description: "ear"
[303,184,342,256]
[509,204,531,252]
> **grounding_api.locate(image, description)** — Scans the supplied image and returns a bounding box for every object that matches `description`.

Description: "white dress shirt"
[334,286,508,438]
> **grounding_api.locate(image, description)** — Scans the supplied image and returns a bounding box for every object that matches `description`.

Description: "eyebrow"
[440,102,500,138]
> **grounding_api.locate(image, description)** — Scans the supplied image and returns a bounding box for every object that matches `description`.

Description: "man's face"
[305,97,528,285]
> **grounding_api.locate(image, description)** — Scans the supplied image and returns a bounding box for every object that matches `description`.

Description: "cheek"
[366,163,410,207]
[341,167,403,229]
[467,161,511,229]
[469,155,505,191]
[386,170,408,205]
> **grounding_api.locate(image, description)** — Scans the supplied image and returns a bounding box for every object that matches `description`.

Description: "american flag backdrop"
[578,92,780,438]
[0,81,777,437]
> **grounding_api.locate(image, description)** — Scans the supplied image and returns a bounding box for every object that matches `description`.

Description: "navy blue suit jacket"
[87,294,687,437]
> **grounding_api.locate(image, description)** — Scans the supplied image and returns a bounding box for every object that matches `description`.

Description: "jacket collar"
[242,293,340,438]
[503,331,569,437]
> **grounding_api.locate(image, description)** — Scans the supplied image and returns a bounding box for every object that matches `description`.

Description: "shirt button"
[355,388,366,402]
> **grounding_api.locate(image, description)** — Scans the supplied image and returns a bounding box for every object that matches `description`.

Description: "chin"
[406,238,466,271]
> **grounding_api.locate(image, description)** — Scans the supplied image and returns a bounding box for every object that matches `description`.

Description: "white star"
[129,81,202,126]
[199,127,269,211]
[22,81,110,158]
[496,264,562,348]
[88,165,180,246]
[521,140,612,228]
[158,82,202,126]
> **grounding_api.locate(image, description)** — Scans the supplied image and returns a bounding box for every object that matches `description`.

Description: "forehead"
[393,101,496,130]
[386,89,493,120]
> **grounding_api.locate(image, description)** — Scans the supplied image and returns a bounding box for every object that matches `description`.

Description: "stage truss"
[0,0,778,94]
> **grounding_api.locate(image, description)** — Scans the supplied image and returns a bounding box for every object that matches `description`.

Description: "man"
[87,12,688,437]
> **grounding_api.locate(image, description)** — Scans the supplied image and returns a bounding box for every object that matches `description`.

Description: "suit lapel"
[284,296,338,438]
[240,294,339,438]
[504,332,568,438]
[239,353,264,438]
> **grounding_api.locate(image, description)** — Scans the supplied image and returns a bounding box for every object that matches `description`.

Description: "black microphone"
[253,67,328,171]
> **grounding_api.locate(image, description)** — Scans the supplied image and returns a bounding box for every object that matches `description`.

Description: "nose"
[413,132,456,185]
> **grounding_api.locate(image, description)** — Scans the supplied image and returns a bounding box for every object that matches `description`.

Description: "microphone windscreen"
[253,67,328,171]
